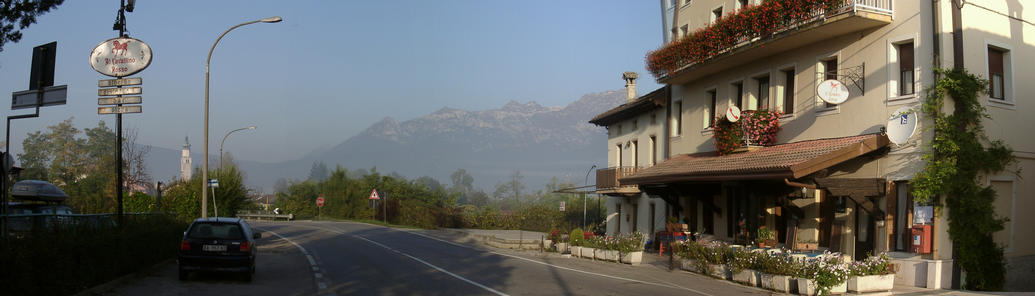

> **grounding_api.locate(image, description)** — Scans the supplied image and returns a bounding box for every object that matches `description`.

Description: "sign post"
[369,189,385,224]
[316,194,325,220]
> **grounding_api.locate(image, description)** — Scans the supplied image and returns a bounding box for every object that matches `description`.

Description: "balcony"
[595,166,642,195]
[649,0,894,85]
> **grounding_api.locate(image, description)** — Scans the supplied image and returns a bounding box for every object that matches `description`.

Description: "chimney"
[623,72,638,103]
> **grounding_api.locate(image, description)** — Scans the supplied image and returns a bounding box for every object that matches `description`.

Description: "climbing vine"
[910,68,1015,291]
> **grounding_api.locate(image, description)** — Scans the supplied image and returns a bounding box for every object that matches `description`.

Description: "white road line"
[350,235,509,296]
[403,230,715,296]
[259,228,331,292]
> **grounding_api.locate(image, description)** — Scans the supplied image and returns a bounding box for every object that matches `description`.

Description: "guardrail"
[237,213,294,221]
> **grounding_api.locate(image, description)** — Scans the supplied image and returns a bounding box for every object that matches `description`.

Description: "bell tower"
[181,136,192,180]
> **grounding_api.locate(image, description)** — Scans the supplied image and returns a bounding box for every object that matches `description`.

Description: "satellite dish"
[817,79,850,105]
[887,107,918,145]
[726,105,742,122]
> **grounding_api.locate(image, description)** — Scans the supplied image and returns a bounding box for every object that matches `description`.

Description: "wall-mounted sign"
[914,206,933,225]
[89,37,152,77]
[887,107,918,145]
[817,79,850,105]
[726,105,741,122]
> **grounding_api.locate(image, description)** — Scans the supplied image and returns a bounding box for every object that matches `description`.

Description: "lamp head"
[260,16,283,23]
[248,125,257,130]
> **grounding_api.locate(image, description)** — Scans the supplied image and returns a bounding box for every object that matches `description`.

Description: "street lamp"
[202,16,282,218]
[583,164,596,229]
[219,125,256,172]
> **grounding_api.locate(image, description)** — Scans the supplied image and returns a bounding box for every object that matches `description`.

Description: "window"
[707,90,717,127]
[756,76,770,110]
[736,0,749,10]
[616,144,623,167]
[781,69,795,114]
[711,7,723,23]
[649,135,657,166]
[732,82,744,110]
[898,42,915,96]
[822,58,838,108]
[989,47,1005,100]
[672,101,683,136]
[631,118,638,131]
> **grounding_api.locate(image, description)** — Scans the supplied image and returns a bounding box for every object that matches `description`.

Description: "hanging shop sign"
[89,37,153,77]
[817,79,850,105]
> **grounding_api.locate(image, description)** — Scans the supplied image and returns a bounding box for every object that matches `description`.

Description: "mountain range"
[144,90,626,193]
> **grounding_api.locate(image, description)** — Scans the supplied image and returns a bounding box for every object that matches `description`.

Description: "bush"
[616,232,646,253]
[570,228,584,247]
[849,253,895,276]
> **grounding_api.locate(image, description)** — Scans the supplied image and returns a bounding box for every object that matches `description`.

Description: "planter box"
[679,258,698,272]
[708,264,730,280]
[847,274,894,293]
[596,249,619,262]
[620,251,643,265]
[555,243,568,254]
[797,278,846,295]
[581,247,596,259]
[732,269,760,286]
[795,242,819,251]
[570,246,581,257]
[760,273,795,293]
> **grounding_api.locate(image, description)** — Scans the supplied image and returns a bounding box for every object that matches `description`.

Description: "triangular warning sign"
[369,189,380,200]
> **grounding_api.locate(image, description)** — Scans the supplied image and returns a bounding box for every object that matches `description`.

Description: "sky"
[0,0,662,164]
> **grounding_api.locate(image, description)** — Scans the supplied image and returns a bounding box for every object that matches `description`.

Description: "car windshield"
[187,223,244,240]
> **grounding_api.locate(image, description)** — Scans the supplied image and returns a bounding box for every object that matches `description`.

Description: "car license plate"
[203,244,227,252]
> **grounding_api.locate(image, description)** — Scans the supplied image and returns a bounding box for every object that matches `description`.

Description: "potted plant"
[618,232,646,265]
[796,253,849,295]
[757,253,802,293]
[847,253,896,293]
[666,216,679,232]
[729,249,761,286]
[756,226,777,248]
[570,229,584,257]
[740,110,781,146]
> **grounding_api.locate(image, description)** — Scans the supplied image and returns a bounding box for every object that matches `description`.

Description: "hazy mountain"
[146,90,626,192]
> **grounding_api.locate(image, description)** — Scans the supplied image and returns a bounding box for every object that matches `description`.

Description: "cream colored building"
[592,0,1034,291]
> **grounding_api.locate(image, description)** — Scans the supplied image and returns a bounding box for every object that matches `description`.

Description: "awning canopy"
[621,133,890,185]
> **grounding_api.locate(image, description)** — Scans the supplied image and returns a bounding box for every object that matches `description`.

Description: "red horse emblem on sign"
[111,40,129,55]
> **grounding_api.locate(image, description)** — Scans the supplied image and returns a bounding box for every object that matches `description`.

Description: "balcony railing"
[648,0,894,84]
[596,166,641,192]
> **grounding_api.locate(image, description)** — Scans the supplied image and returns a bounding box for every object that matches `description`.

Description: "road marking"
[259,228,332,294]
[350,235,509,296]
[403,230,714,296]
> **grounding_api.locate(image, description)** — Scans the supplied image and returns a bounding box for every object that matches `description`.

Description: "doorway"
[855,205,875,259]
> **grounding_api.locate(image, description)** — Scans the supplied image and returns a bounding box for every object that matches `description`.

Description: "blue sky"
[0,0,661,163]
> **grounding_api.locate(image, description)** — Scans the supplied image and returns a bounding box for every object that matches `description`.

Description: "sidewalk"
[441,228,1009,296]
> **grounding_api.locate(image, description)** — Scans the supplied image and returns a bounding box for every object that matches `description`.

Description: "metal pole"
[116,0,126,225]
[583,164,596,229]
[203,17,280,218]
[219,126,255,172]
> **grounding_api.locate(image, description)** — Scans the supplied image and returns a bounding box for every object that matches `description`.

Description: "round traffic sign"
[316,197,325,207]
[726,105,742,122]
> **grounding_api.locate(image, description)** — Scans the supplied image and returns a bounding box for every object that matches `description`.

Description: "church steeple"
[181,136,192,180]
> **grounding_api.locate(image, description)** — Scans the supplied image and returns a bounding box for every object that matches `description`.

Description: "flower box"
[733,269,760,286]
[760,274,796,293]
[797,278,846,295]
[569,246,581,257]
[555,242,568,254]
[794,242,818,251]
[620,251,643,265]
[847,274,894,293]
[596,249,619,262]
[708,264,730,280]
[680,258,698,272]
[581,247,596,259]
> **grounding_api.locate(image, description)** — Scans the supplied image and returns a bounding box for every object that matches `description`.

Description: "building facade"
[592,0,1033,291]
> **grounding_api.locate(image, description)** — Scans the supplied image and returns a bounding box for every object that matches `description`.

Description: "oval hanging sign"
[817,79,850,105]
[726,105,741,122]
[89,37,152,77]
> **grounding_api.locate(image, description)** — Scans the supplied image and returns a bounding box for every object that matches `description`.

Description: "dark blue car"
[178,217,260,281]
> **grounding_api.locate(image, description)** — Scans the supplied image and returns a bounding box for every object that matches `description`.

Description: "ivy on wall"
[910,68,1015,291]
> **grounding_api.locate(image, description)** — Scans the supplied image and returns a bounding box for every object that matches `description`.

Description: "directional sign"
[98,105,141,114]
[317,196,325,207]
[98,77,142,87]
[369,189,380,200]
[12,85,67,110]
[98,96,141,105]
[208,179,219,188]
[559,201,565,211]
[98,87,141,96]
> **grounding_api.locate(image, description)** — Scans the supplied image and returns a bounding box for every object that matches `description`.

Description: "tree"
[307,161,329,182]
[0,0,64,53]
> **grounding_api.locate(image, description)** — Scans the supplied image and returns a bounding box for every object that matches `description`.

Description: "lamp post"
[219,125,256,172]
[583,164,596,229]
[202,16,282,218]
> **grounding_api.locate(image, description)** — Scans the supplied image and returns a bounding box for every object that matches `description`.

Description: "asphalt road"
[96,221,767,296]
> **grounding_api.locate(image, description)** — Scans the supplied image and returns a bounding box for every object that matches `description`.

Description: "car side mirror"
[253,232,262,239]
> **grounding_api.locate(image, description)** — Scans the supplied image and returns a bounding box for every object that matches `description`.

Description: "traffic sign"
[208,179,219,188]
[369,189,380,200]
[559,201,565,211]
[98,105,141,114]
[98,96,141,105]
[12,85,67,110]
[317,196,325,207]
[98,87,141,96]
[98,77,142,87]
[89,37,153,77]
